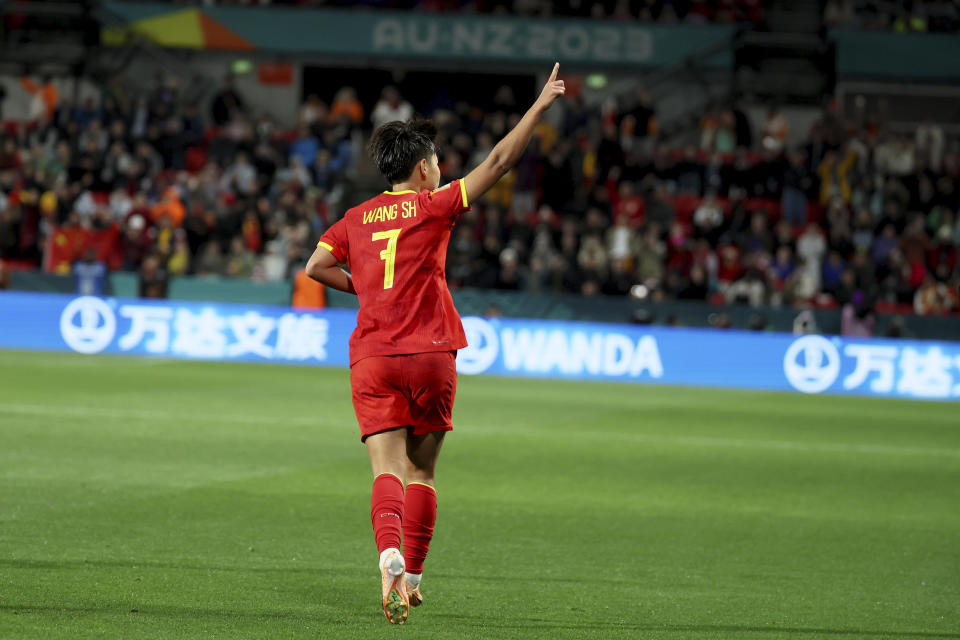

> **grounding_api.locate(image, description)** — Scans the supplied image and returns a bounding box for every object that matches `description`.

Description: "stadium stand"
[0,0,958,325]
[826,0,960,32]
[1,71,957,319]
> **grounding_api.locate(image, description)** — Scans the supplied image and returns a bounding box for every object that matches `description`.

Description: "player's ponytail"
[369,116,437,186]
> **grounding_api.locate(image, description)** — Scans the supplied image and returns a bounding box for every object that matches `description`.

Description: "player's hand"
[535,62,565,111]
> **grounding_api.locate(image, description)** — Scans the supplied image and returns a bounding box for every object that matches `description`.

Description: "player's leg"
[365,428,408,555]
[365,429,411,624]
[403,431,444,606]
[351,356,413,624]
[401,351,457,604]
[353,355,412,556]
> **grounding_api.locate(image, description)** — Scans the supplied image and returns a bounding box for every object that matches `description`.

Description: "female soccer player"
[305,63,564,625]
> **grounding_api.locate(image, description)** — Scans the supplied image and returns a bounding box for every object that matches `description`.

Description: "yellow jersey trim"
[317,241,334,252]
[384,190,417,195]
[459,179,469,208]
[406,481,436,493]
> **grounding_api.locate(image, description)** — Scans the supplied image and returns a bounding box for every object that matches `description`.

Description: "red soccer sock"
[402,482,437,574]
[371,473,404,554]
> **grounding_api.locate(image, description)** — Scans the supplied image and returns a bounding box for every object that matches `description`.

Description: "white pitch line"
[460,423,960,460]
[669,433,960,460]
[1,402,958,461]
[0,402,319,427]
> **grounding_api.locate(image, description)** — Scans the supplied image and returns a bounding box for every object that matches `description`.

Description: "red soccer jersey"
[318,179,470,365]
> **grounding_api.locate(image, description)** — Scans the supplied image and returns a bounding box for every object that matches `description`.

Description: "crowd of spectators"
[432,89,959,317]
[1,71,958,320]
[0,73,363,294]
[825,0,960,32]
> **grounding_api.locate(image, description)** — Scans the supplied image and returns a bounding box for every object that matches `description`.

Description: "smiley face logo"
[783,335,840,394]
[60,297,116,354]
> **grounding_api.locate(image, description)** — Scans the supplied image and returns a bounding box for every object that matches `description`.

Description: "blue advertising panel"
[0,291,353,366]
[457,316,960,400]
[2,292,959,402]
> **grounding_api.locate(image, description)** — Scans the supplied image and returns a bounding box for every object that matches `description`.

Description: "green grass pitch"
[1,349,958,640]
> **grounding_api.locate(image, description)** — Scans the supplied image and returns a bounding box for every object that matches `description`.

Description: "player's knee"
[405,465,434,485]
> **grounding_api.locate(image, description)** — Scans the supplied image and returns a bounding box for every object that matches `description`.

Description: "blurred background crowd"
[825,0,960,31]
[2,71,957,316]
[0,0,958,324]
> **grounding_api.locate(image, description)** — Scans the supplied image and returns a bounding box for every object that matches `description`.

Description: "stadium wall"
[101,2,960,83]
[100,3,735,69]
[8,270,960,340]
[833,30,960,81]
[2,291,959,402]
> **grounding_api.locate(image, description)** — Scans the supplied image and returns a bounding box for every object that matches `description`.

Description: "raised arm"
[463,62,565,205]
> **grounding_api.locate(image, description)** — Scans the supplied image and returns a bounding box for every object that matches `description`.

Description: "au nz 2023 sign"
[1,292,958,401]
[101,3,734,68]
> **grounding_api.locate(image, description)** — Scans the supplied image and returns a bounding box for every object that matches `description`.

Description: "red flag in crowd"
[43,225,122,274]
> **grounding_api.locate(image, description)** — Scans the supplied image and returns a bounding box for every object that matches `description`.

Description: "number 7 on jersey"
[372,228,401,289]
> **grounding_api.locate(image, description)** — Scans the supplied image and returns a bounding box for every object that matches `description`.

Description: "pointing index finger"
[548,62,559,82]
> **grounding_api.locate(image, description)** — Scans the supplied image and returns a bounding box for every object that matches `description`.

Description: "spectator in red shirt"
[614,180,645,226]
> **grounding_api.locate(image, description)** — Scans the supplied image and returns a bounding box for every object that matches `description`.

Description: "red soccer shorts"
[350,351,457,442]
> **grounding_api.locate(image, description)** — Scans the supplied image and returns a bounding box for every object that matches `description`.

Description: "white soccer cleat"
[379,550,409,624]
